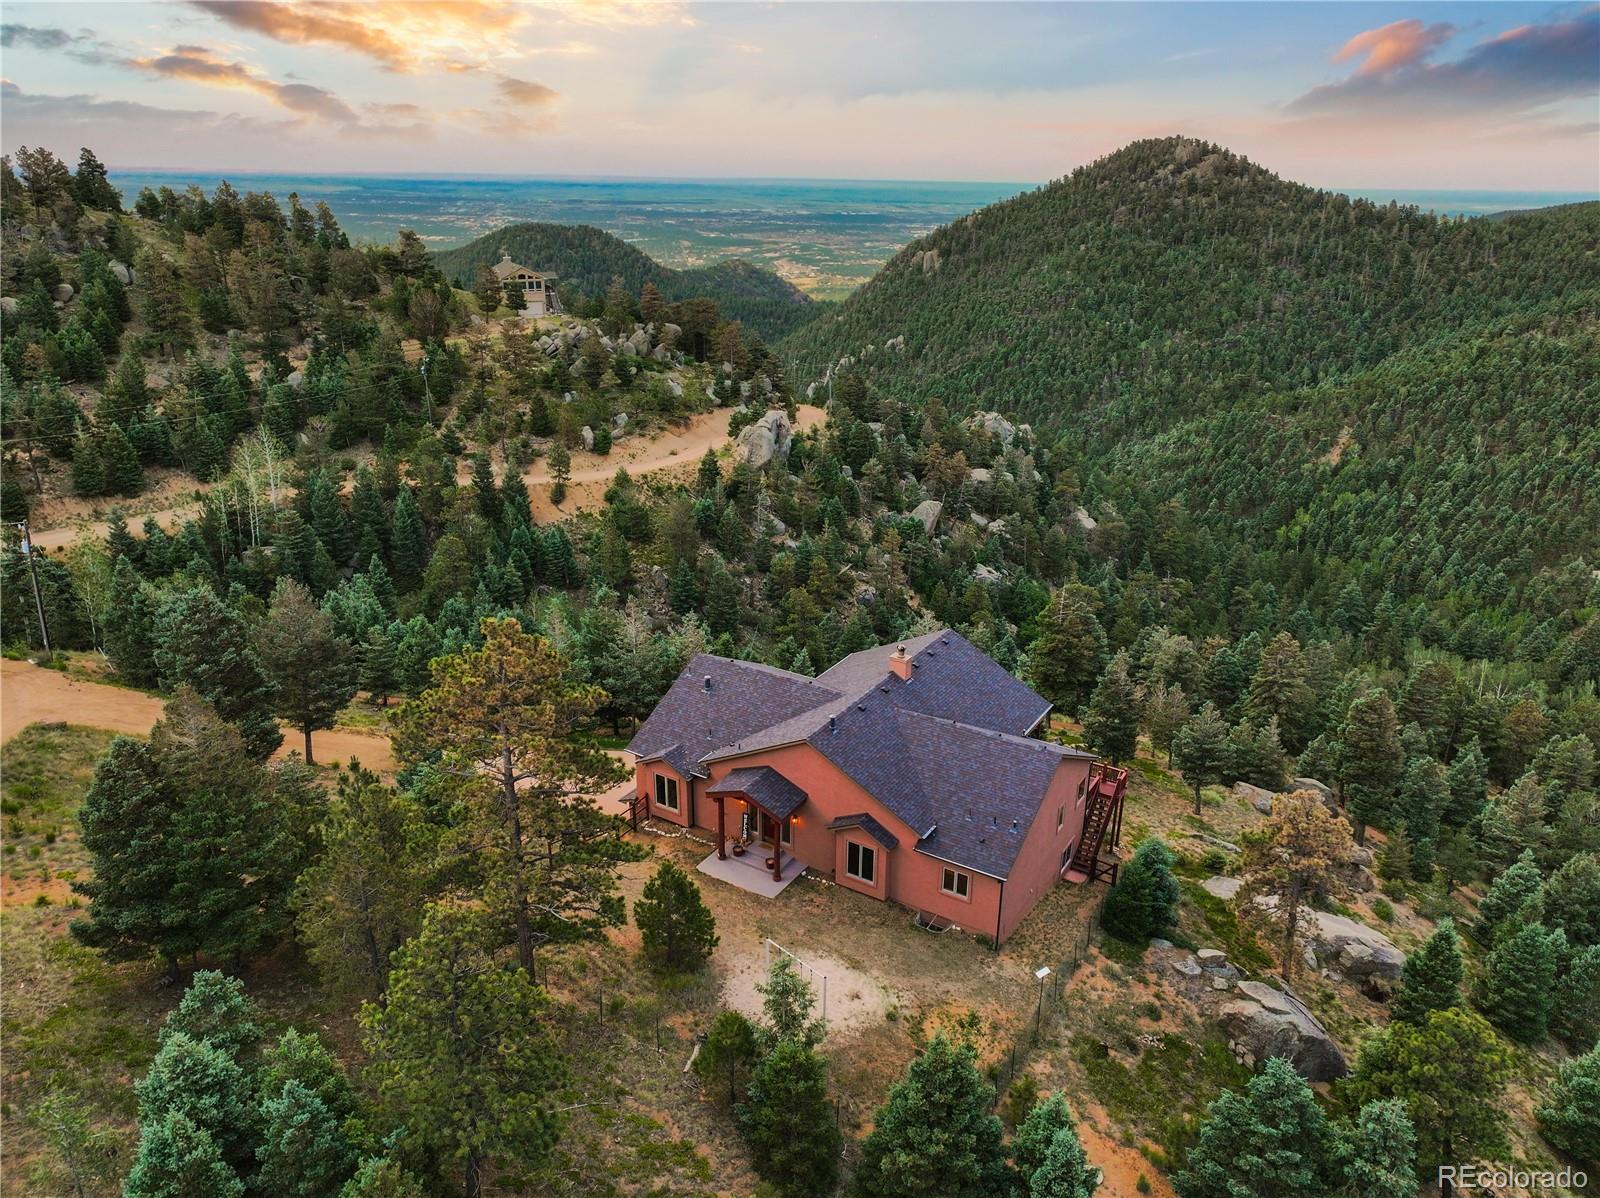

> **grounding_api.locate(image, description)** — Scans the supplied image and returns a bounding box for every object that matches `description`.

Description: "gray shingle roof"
[827,812,900,851]
[706,766,809,820]
[625,631,1094,879]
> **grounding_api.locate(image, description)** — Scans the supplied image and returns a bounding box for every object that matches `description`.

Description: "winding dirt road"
[1,658,396,774]
[26,405,825,551]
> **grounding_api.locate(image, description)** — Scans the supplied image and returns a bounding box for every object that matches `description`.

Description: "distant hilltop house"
[626,630,1129,945]
[491,254,561,317]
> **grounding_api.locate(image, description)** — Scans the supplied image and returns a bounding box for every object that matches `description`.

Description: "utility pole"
[14,518,52,663]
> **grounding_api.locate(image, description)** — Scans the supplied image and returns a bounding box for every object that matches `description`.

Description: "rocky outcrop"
[733,409,793,469]
[1232,781,1275,814]
[580,426,594,452]
[1071,507,1098,533]
[910,499,942,535]
[1304,909,1404,982]
[1219,981,1348,1081]
[965,411,1016,445]
[972,564,1002,584]
[53,283,74,304]
[1202,877,1401,983]
[109,260,133,286]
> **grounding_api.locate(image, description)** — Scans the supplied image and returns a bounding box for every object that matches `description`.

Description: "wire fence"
[987,891,1107,1104]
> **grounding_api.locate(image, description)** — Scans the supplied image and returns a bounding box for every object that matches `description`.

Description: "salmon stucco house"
[625,630,1128,945]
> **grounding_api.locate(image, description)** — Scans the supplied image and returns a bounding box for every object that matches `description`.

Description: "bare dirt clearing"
[26,404,826,550]
[717,932,895,1034]
[1,658,395,774]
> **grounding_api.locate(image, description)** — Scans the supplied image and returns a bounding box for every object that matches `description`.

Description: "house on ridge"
[491,254,561,317]
[625,630,1128,946]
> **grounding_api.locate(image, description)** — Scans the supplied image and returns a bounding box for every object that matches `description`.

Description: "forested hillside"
[434,222,822,341]
[783,136,1600,680]
[3,137,1599,1197]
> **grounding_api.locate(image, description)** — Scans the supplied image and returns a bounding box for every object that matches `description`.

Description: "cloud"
[494,74,560,107]
[1291,8,1599,117]
[0,22,116,64]
[189,0,527,72]
[126,45,358,123]
[1331,19,1455,76]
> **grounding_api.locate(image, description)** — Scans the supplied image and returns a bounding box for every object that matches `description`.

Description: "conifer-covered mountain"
[782,136,1600,669]
[434,222,822,341]
[782,136,1597,433]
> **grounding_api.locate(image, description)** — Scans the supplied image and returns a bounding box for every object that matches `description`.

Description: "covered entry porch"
[705,766,808,886]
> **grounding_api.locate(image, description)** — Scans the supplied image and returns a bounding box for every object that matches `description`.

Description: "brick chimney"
[888,644,913,681]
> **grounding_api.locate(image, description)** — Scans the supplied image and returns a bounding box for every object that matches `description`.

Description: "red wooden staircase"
[1065,762,1129,885]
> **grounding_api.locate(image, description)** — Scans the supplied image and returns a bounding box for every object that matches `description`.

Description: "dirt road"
[0,658,396,774]
[27,404,825,551]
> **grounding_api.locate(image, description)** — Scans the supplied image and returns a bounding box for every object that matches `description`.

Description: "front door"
[760,811,779,846]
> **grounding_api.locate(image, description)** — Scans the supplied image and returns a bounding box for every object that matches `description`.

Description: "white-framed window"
[1076,779,1087,805]
[653,774,679,812]
[1062,839,1078,872]
[941,867,971,900]
[846,841,877,884]
[1056,806,1065,831]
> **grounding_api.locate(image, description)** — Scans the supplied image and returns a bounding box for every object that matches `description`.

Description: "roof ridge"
[894,708,1092,756]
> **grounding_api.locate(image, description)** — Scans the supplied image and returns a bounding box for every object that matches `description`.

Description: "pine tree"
[854,1034,1012,1198]
[635,860,719,972]
[1338,688,1403,841]
[704,563,741,636]
[1339,1099,1418,1198]
[694,1009,760,1108]
[1545,852,1600,948]
[1142,680,1191,766]
[393,619,635,977]
[258,1028,358,1124]
[133,1034,257,1172]
[1476,849,1544,945]
[255,1080,359,1198]
[1347,1007,1512,1175]
[1479,774,1550,871]
[1443,738,1488,829]
[1535,1043,1600,1167]
[1237,791,1354,981]
[473,265,502,313]
[1551,945,1600,1049]
[388,486,426,594]
[153,588,282,759]
[1081,650,1140,764]
[1244,632,1314,749]
[736,1040,843,1198]
[254,578,358,764]
[1102,838,1180,942]
[70,737,180,967]
[293,769,436,996]
[1391,920,1463,1026]
[103,556,159,687]
[359,905,566,1198]
[758,955,825,1050]
[159,971,261,1061]
[338,1157,429,1197]
[1174,1057,1343,1198]
[1475,921,1563,1043]
[124,1111,245,1198]
[1173,702,1231,815]
[1025,587,1106,715]
[1029,1126,1098,1198]
[1012,1093,1097,1198]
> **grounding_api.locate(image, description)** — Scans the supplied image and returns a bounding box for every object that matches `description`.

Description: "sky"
[2,1,1597,190]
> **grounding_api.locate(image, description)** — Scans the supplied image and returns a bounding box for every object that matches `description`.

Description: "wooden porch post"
[771,815,782,882]
[716,795,726,860]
